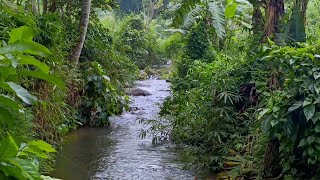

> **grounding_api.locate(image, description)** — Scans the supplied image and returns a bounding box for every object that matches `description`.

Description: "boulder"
[124,88,151,96]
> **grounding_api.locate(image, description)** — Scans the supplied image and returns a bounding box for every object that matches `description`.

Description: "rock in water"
[124,88,151,96]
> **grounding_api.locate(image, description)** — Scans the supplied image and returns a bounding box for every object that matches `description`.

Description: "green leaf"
[19,146,49,159]
[40,175,61,180]
[6,157,41,180]
[312,112,320,124]
[0,42,51,57]
[0,66,17,80]
[8,26,34,44]
[0,134,18,160]
[27,140,56,153]
[298,139,307,147]
[225,2,238,18]
[287,101,303,113]
[0,95,21,110]
[18,70,65,89]
[183,5,204,29]
[6,82,38,105]
[271,120,278,127]
[307,136,316,145]
[308,147,314,155]
[0,162,26,180]
[304,104,315,121]
[17,55,50,74]
[313,72,320,80]
[208,1,226,39]
[303,98,312,107]
[0,106,15,124]
[258,108,270,119]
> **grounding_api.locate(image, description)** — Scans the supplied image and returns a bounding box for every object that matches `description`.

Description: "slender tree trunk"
[264,0,284,39]
[37,0,40,14]
[252,5,264,36]
[32,0,37,14]
[43,0,47,14]
[262,138,281,178]
[68,0,92,63]
[49,0,57,12]
[300,0,309,26]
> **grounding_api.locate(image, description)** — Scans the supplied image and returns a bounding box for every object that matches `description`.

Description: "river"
[52,78,196,180]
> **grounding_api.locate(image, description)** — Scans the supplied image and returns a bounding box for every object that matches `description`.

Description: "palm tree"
[68,0,92,63]
[172,0,226,39]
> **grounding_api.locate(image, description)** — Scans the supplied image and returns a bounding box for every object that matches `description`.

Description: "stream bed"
[52,79,195,180]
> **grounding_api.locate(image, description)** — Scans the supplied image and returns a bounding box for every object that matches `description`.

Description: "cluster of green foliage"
[161,38,320,179]
[0,25,59,179]
[1,0,167,176]
[144,0,320,179]
[103,14,167,69]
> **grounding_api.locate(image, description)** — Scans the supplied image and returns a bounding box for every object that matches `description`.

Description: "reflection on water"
[52,79,195,180]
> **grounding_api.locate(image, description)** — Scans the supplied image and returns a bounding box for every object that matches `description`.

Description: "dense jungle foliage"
[1,0,320,179]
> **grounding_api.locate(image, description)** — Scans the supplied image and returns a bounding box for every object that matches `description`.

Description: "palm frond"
[171,0,201,28]
[183,5,204,29]
[208,1,226,39]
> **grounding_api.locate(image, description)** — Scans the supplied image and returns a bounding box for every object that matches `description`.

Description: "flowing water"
[53,79,195,180]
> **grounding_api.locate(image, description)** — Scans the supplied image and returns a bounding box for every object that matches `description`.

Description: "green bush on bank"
[161,39,320,178]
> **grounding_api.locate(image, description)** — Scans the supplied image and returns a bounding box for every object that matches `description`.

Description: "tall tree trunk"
[300,0,309,26]
[264,0,284,39]
[68,0,92,63]
[37,0,40,14]
[262,138,281,178]
[49,0,57,12]
[252,4,264,41]
[32,0,37,13]
[43,0,48,14]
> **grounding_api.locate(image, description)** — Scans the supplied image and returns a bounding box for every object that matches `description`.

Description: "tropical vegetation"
[0,0,320,179]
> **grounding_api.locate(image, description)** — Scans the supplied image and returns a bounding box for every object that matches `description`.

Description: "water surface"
[53,79,195,180]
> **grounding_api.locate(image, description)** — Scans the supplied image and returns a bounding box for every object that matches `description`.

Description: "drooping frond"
[208,1,226,39]
[183,5,204,29]
[171,0,201,28]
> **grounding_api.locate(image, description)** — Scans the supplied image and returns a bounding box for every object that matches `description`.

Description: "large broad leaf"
[0,95,21,110]
[208,1,226,39]
[19,146,49,159]
[288,3,306,42]
[8,26,33,44]
[0,66,17,80]
[6,157,41,180]
[171,0,201,27]
[17,55,50,74]
[0,42,51,57]
[18,70,65,89]
[0,134,18,160]
[0,106,15,126]
[304,104,315,121]
[0,162,26,180]
[287,101,303,113]
[27,140,56,153]
[225,2,238,18]
[6,82,38,105]
[183,5,204,29]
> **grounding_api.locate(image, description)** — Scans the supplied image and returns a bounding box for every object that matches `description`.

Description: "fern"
[208,1,226,39]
